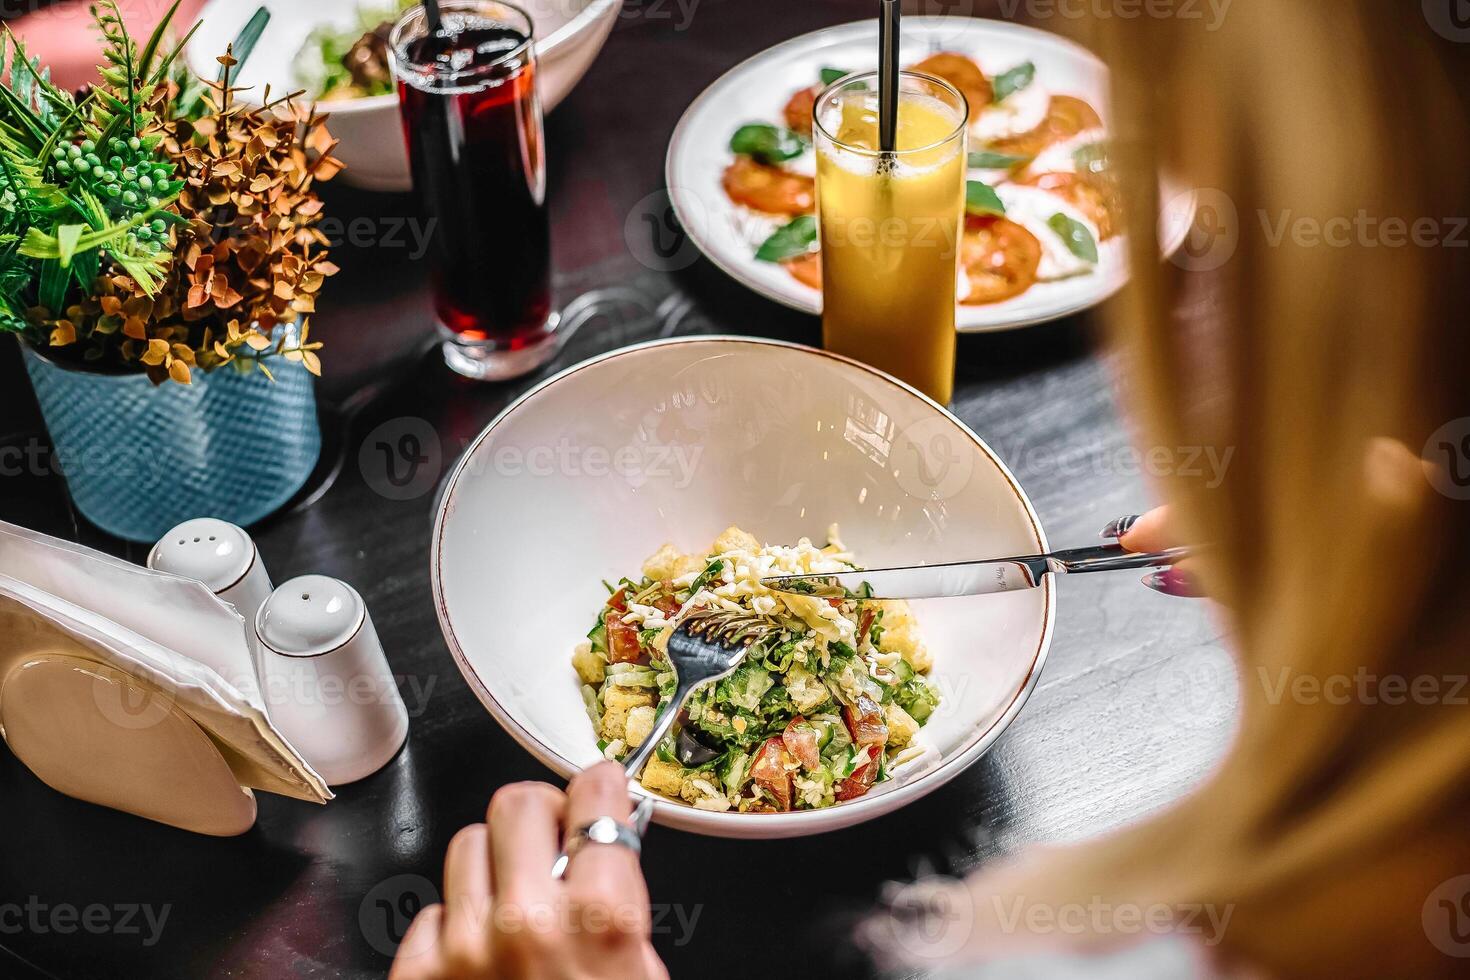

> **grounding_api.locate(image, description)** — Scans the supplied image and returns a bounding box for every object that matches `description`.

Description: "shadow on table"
[645,748,1020,980]
[0,757,312,979]
[666,253,1105,388]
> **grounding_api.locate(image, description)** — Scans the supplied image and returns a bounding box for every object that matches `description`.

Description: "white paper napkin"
[0,519,330,804]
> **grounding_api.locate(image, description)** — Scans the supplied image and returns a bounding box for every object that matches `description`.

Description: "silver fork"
[550,607,777,878]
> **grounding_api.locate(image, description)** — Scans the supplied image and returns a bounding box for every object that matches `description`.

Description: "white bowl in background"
[430,337,1056,837]
[187,0,620,191]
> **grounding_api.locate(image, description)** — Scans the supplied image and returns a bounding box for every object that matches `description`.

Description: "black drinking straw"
[424,0,443,34]
[878,0,901,153]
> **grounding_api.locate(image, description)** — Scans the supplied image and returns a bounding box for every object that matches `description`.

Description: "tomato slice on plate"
[989,94,1103,158]
[908,52,992,122]
[960,214,1042,306]
[722,157,815,216]
[782,250,822,290]
[783,83,818,138]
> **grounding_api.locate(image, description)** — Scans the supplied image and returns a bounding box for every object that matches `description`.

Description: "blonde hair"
[940,4,1470,977]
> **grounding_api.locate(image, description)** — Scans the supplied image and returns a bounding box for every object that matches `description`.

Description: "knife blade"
[761,544,1190,600]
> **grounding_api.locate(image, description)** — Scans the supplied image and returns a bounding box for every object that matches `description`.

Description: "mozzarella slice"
[1023,127,1108,176]
[783,146,817,177]
[996,183,1101,281]
[971,75,1049,142]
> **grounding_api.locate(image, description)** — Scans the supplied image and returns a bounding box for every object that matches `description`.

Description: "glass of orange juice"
[813,71,968,404]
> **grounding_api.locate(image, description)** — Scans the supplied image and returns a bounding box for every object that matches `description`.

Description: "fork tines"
[679,607,779,647]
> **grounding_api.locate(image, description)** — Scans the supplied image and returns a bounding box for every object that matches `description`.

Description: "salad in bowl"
[573,525,940,813]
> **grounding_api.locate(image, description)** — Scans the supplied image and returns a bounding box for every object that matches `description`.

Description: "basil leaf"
[1073,141,1109,174]
[991,61,1036,102]
[969,150,1031,170]
[820,67,868,90]
[755,215,818,262]
[965,180,1006,217]
[1047,212,1099,263]
[729,123,807,164]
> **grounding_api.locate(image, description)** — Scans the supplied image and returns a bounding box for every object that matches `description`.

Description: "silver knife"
[762,543,1191,600]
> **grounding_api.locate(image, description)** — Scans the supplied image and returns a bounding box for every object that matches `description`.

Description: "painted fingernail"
[1142,567,1205,598]
[1100,514,1142,541]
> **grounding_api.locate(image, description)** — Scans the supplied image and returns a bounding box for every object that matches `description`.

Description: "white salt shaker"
[254,575,409,786]
[148,518,274,626]
[148,518,273,692]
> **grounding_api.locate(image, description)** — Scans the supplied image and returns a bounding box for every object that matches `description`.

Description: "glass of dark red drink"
[390,2,557,381]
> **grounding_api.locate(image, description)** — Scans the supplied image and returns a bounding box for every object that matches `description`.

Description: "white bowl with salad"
[186,0,620,191]
[431,337,1056,837]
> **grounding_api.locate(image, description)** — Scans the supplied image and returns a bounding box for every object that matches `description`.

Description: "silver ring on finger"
[565,816,642,866]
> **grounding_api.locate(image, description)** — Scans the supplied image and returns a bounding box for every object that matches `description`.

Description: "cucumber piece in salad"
[715,662,774,711]
[719,749,751,796]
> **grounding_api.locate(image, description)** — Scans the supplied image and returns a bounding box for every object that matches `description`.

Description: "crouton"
[885,703,920,748]
[600,687,655,740]
[881,599,918,631]
[640,757,685,797]
[641,543,685,581]
[604,686,656,711]
[881,621,933,673]
[624,705,657,747]
[571,641,605,685]
[711,525,760,555]
[674,553,708,577]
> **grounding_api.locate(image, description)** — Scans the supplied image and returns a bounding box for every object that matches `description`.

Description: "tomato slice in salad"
[604,609,643,664]
[781,716,822,771]
[834,754,878,801]
[750,736,796,810]
[652,588,682,618]
[843,694,889,748]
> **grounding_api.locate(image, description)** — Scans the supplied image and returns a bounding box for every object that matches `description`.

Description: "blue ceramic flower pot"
[21,343,322,543]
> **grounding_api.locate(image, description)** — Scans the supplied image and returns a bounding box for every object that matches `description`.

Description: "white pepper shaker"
[254,575,409,786]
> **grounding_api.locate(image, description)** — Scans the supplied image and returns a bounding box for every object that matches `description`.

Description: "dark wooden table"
[0,2,1233,977]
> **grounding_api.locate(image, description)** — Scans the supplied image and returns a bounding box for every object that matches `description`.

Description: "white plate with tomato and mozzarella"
[666,17,1195,333]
